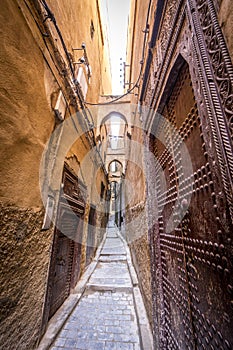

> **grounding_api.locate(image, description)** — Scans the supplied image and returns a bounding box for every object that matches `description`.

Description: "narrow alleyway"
[39,219,152,350]
[1,1,233,349]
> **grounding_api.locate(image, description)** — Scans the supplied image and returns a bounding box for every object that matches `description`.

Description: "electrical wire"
[36,0,152,173]
[40,0,96,127]
[84,0,153,106]
[23,0,74,118]
[38,0,107,173]
[40,0,152,108]
[40,0,76,81]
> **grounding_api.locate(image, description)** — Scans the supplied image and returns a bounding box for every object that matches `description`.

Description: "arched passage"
[108,159,123,174]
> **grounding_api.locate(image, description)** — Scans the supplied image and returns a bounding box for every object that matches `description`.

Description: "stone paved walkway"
[46,223,152,350]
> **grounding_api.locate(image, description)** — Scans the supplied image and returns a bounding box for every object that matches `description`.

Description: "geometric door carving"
[150,61,233,349]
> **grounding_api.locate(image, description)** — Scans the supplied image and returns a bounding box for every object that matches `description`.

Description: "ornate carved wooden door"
[150,60,233,349]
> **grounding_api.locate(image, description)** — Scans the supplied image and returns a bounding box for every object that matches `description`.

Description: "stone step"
[85,284,133,293]
[99,255,127,262]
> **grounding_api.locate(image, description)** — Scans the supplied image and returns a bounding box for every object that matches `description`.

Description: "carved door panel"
[152,62,233,349]
[153,63,196,349]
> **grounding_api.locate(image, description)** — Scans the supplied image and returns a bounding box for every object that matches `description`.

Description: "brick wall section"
[0,203,53,350]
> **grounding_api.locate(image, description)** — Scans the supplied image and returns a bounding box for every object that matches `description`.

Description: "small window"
[100,181,105,199]
[90,20,95,40]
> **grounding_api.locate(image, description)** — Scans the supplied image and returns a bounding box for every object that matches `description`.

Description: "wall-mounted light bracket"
[72,43,91,79]
[123,62,131,89]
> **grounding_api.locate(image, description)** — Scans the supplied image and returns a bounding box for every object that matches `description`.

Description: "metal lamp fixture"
[72,42,91,78]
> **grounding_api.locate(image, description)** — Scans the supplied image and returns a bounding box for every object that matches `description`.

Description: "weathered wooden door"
[42,163,86,327]
[86,206,96,266]
[48,203,81,319]
[48,221,75,318]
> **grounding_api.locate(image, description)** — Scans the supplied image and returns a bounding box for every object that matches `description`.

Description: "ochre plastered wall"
[0,1,111,348]
[0,1,54,208]
[46,0,112,100]
[0,2,55,348]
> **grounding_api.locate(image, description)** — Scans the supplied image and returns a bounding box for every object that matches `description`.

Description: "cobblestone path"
[49,223,152,350]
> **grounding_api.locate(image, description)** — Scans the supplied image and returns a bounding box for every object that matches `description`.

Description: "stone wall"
[125,203,153,329]
[0,203,53,350]
[123,100,153,331]
[129,235,153,327]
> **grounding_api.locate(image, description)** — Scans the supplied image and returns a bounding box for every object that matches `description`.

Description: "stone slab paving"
[51,290,140,350]
[48,226,151,350]
[87,261,131,288]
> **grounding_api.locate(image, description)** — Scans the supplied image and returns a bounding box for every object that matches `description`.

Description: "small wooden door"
[86,206,96,266]
[41,163,86,331]
[48,206,78,318]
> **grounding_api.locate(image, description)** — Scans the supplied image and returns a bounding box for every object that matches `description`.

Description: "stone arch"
[100,111,128,127]
[108,159,123,174]
[96,111,130,141]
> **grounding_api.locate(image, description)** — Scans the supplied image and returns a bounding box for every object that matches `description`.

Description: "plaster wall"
[0,1,111,348]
